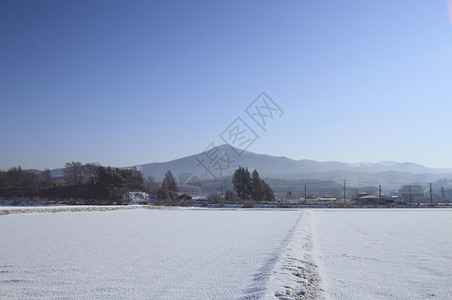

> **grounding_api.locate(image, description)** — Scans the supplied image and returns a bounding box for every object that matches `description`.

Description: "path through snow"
[0,208,321,299]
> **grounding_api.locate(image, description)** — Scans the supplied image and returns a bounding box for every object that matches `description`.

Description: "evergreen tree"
[6,167,20,189]
[251,169,264,202]
[157,170,179,204]
[243,167,251,200]
[262,181,275,202]
[233,167,274,203]
[0,170,5,189]
[232,166,252,200]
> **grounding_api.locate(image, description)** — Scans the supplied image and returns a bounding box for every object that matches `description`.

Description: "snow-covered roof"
[124,192,152,202]
[359,195,380,199]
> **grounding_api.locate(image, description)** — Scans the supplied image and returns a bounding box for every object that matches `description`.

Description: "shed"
[356,195,380,204]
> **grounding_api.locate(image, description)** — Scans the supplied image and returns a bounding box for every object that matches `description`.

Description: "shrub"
[243,202,254,208]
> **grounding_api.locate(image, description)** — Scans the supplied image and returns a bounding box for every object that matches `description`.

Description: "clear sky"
[1,0,452,170]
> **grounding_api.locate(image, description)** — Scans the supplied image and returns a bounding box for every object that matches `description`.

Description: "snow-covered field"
[1,208,451,299]
[0,208,318,299]
[314,209,452,300]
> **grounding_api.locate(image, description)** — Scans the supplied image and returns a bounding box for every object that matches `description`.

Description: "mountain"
[36,144,452,188]
[129,144,452,186]
[134,145,308,180]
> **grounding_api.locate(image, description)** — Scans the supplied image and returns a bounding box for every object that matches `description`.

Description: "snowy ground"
[0,205,168,215]
[0,208,319,299]
[1,207,451,299]
[313,209,452,300]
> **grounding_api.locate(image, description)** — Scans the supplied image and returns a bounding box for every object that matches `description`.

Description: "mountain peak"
[42,147,452,186]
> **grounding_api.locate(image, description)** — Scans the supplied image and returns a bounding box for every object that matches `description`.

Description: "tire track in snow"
[239,210,323,300]
[268,210,324,300]
[239,211,304,299]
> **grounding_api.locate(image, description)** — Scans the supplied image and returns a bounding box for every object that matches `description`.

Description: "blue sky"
[1,0,452,170]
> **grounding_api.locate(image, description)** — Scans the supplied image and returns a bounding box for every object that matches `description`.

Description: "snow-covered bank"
[0,209,311,299]
[0,205,169,215]
[313,209,452,299]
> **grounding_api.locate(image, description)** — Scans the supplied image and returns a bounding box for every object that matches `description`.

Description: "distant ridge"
[129,144,452,184]
[37,144,452,186]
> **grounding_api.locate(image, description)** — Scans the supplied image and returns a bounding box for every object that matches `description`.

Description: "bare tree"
[64,162,84,186]
[144,175,160,195]
[6,167,20,189]
[84,163,100,185]
[40,169,52,187]
[208,193,220,203]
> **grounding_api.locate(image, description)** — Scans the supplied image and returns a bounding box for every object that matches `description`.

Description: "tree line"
[0,162,156,204]
[232,166,274,202]
[0,166,48,195]
[0,163,274,205]
[0,163,187,205]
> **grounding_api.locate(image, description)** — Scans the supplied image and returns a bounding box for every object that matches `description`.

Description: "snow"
[1,207,451,299]
[0,208,313,299]
[0,205,166,215]
[347,161,399,167]
[313,209,452,300]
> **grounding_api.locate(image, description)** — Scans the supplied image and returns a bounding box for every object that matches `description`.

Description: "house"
[124,192,154,204]
[318,197,337,202]
[50,177,68,187]
[193,196,209,206]
[356,195,380,205]
[357,192,370,198]
[178,185,203,198]
[177,193,193,206]
[381,197,395,204]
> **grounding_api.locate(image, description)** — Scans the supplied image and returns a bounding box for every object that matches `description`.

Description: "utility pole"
[379,185,382,206]
[430,182,433,206]
[224,179,227,199]
[304,184,307,205]
[409,185,412,207]
[343,180,346,203]
[442,187,444,201]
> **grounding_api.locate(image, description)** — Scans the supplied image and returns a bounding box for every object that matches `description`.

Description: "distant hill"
[39,144,452,187]
[129,144,452,186]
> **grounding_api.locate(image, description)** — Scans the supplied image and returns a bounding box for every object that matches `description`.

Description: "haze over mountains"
[131,144,452,186]
[44,144,452,187]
